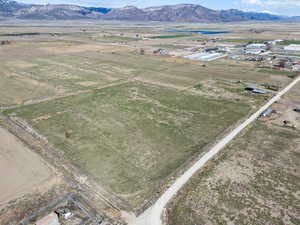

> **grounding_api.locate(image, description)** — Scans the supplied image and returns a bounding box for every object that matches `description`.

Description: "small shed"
[153,48,167,55]
[245,85,257,91]
[36,213,60,225]
[205,47,218,52]
[261,108,273,117]
[252,89,267,94]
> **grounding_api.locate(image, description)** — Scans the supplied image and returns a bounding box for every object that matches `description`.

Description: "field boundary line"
[2,78,134,111]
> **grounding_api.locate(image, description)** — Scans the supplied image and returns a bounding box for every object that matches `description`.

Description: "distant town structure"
[246,43,267,49]
[245,43,267,55]
[292,64,300,71]
[245,49,264,55]
[268,39,284,45]
[184,52,227,61]
[284,44,300,51]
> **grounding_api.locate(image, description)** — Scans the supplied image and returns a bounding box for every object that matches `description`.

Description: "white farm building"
[284,44,300,51]
[246,43,267,49]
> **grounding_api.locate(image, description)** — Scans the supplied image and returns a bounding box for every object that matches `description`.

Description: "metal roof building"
[184,52,227,61]
[284,44,300,51]
[245,49,264,55]
[261,108,273,117]
[252,89,267,94]
[245,85,257,91]
[246,43,267,49]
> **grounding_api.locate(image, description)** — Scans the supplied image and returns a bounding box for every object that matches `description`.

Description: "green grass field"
[4,82,251,206]
[281,40,300,45]
[219,39,270,44]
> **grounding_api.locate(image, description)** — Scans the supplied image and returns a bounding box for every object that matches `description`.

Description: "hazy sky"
[17,0,300,16]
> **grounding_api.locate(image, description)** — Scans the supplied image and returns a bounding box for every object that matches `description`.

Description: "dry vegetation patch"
[168,121,300,225]
[39,44,129,54]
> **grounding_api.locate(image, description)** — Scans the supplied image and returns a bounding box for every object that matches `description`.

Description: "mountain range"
[0,0,298,22]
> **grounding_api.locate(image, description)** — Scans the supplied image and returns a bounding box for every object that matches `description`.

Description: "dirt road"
[0,126,54,208]
[130,76,300,225]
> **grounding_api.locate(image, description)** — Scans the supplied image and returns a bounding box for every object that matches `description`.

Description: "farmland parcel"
[4,82,250,207]
[1,20,299,222]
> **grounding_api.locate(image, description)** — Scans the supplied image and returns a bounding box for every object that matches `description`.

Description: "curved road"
[130,76,300,225]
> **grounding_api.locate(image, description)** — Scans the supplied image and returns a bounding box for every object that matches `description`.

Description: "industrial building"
[284,44,300,51]
[184,52,227,61]
[245,43,267,55]
[245,49,264,55]
[268,39,284,45]
[246,43,267,49]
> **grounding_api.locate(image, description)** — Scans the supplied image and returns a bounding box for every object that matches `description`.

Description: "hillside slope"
[0,1,286,22]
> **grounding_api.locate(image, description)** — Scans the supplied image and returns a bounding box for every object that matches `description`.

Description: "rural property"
[0,2,299,224]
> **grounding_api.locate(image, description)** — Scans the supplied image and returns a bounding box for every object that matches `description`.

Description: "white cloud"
[242,0,300,6]
[266,0,300,6]
[259,10,279,14]
[241,8,280,14]
[242,0,262,5]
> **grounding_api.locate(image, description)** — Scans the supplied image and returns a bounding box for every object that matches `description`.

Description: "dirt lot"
[261,82,300,129]
[0,126,56,208]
